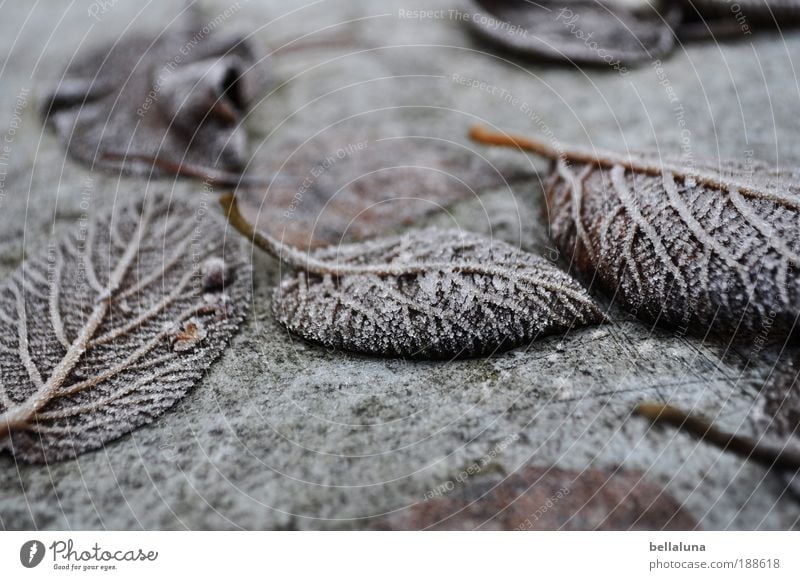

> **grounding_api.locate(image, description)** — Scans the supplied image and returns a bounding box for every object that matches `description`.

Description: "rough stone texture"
[0,0,799,530]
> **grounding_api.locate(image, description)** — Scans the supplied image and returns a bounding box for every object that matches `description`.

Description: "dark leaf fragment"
[372,465,698,530]
[0,195,252,463]
[223,193,603,359]
[42,10,269,177]
[465,0,678,66]
[471,126,800,338]
[236,129,530,248]
[677,0,800,20]
[673,0,800,41]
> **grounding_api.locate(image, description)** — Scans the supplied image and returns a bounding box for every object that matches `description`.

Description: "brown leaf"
[464,0,678,66]
[471,125,800,338]
[42,9,268,177]
[371,465,698,530]
[223,194,603,359]
[0,195,252,463]
[235,128,529,249]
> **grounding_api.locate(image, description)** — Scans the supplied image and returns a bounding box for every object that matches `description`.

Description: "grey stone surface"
[0,0,798,530]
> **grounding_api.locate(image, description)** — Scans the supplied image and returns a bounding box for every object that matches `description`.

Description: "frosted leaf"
[465,0,679,66]
[222,193,603,358]
[0,195,252,463]
[274,229,603,358]
[41,9,268,177]
[471,126,800,338]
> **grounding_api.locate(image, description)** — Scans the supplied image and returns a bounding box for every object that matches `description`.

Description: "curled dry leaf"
[0,195,252,463]
[222,193,603,359]
[471,126,800,338]
[371,465,698,530]
[42,10,268,177]
[236,129,530,248]
[464,0,678,66]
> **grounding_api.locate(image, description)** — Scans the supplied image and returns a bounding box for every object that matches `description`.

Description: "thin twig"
[634,402,800,472]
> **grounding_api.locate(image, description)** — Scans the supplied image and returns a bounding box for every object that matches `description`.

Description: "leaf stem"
[470,125,799,209]
[634,402,800,472]
[220,192,328,270]
[469,125,561,161]
[468,125,611,168]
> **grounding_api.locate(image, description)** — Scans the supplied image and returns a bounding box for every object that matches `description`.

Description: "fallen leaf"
[680,0,800,21]
[223,193,603,359]
[371,465,698,530]
[635,395,800,498]
[0,195,252,463]
[42,9,268,177]
[236,129,530,248]
[470,125,800,338]
[464,0,678,66]
[673,0,800,41]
